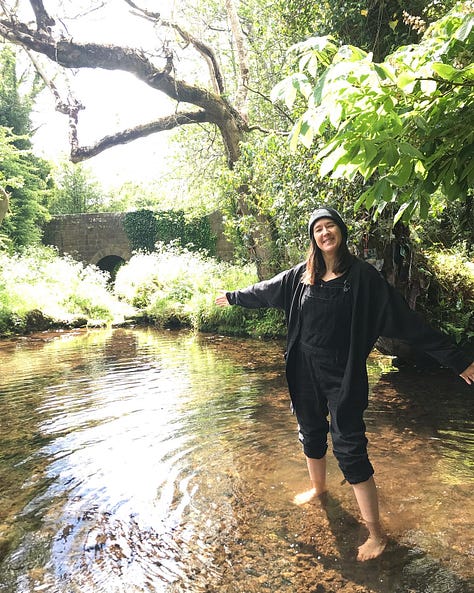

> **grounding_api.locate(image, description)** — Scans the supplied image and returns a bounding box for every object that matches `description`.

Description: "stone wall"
[42,211,234,265]
[43,213,132,265]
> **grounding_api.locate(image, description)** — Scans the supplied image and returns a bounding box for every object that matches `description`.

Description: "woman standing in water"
[215,206,474,561]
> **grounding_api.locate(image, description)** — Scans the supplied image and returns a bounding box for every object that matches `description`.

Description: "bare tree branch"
[0,8,247,165]
[71,111,211,162]
[171,22,225,95]
[244,83,294,124]
[29,0,55,32]
[122,0,225,94]
[0,18,238,114]
[25,49,84,152]
[122,0,160,20]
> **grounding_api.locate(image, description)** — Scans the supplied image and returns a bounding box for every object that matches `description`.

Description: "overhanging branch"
[71,110,211,162]
[122,0,225,94]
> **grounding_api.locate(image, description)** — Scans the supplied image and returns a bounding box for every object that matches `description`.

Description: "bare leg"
[293,455,327,505]
[352,476,386,561]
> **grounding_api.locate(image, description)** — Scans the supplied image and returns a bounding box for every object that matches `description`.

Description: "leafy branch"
[271,4,474,225]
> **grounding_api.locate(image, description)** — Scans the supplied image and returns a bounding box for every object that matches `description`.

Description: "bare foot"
[293,487,328,506]
[357,535,386,561]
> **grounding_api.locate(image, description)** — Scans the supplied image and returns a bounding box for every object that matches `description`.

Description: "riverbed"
[0,327,472,592]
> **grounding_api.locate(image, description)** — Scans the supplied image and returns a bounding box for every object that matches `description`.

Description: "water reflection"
[0,328,472,593]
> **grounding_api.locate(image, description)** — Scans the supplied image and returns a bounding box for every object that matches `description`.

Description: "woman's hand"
[215,291,230,307]
[460,361,474,385]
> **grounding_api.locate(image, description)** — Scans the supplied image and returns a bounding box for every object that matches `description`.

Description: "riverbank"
[1,245,472,357]
[0,245,286,340]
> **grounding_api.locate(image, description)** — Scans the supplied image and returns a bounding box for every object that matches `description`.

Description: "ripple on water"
[0,328,473,593]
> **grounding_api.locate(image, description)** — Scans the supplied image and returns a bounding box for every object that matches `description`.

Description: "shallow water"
[0,327,472,593]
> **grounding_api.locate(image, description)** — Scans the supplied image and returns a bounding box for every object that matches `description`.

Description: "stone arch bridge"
[42,212,232,276]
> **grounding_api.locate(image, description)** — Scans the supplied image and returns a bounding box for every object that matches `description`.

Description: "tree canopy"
[0,46,51,246]
[271,4,474,225]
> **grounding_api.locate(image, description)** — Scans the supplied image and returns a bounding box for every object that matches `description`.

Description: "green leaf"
[373,63,396,82]
[388,160,413,187]
[394,201,411,224]
[398,142,424,159]
[289,119,302,152]
[362,140,378,165]
[306,106,328,136]
[298,119,315,149]
[316,138,341,161]
[312,69,329,105]
[374,178,392,201]
[328,102,343,128]
[397,72,416,93]
[432,62,459,81]
[419,194,430,219]
[319,144,347,177]
[270,73,310,108]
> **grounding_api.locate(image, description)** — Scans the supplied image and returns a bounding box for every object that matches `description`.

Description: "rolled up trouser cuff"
[301,441,328,459]
[336,455,374,484]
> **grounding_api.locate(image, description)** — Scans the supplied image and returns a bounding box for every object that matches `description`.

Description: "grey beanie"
[308,207,348,241]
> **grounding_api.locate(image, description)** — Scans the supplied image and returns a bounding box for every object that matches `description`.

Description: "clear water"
[0,328,472,593]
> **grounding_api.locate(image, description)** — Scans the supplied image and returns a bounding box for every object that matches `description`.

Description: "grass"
[0,245,133,336]
[0,245,286,339]
[114,246,286,337]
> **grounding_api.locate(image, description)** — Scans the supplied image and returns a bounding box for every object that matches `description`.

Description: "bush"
[114,245,286,337]
[0,245,133,335]
[417,248,474,349]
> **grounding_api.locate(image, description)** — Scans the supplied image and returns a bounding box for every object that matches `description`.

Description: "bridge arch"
[43,213,132,270]
[91,247,131,279]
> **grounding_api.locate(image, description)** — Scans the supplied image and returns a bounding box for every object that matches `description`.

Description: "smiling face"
[312,217,343,256]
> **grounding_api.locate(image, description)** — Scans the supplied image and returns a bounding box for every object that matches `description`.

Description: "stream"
[0,327,472,593]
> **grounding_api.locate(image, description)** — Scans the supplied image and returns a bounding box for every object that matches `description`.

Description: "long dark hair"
[302,237,354,285]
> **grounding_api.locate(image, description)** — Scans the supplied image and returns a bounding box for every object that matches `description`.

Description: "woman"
[215,206,474,561]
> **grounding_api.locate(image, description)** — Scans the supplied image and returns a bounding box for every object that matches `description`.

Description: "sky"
[27,0,181,190]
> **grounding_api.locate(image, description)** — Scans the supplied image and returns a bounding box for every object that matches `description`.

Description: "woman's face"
[312,217,342,256]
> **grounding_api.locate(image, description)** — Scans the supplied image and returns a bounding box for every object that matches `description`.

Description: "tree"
[271,4,474,226]
[0,126,51,246]
[0,0,288,273]
[0,45,51,247]
[0,46,38,148]
[49,161,105,214]
[0,1,252,166]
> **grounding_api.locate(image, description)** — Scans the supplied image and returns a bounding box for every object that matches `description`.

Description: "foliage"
[106,181,166,212]
[278,0,453,62]
[0,45,41,148]
[411,190,474,254]
[271,4,474,226]
[0,126,51,247]
[219,133,369,269]
[155,210,216,255]
[114,246,285,337]
[0,245,132,335]
[48,161,105,214]
[123,209,159,253]
[123,208,217,255]
[416,248,474,348]
[0,46,52,247]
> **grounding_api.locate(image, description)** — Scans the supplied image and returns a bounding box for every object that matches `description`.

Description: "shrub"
[417,248,474,349]
[0,245,132,335]
[114,246,286,337]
